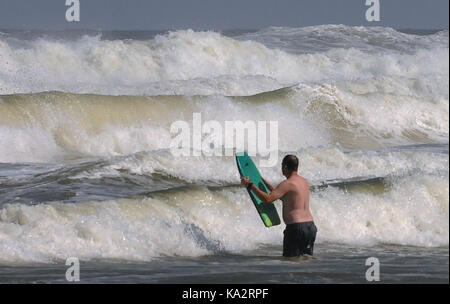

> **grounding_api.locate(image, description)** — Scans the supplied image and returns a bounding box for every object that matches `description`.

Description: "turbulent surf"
[0,25,448,263]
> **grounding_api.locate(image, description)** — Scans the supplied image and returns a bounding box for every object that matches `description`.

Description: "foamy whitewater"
[0,26,448,275]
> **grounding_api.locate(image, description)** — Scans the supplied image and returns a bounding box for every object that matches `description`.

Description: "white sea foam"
[0,79,448,163]
[312,175,449,247]
[0,27,447,162]
[0,174,447,263]
[67,147,448,188]
[0,27,447,96]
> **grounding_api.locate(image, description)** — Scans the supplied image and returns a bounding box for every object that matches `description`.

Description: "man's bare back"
[241,169,313,225]
[279,175,313,225]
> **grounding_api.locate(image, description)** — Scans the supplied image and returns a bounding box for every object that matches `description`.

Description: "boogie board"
[235,151,281,227]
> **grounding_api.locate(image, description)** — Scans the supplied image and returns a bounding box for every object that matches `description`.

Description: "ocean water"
[0,26,448,283]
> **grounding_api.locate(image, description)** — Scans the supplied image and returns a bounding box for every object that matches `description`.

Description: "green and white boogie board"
[235,151,281,227]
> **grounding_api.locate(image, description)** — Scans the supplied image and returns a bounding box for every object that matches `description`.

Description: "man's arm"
[241,177,288,204]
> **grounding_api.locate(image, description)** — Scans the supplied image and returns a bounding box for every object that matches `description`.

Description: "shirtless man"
[240,155,317,257]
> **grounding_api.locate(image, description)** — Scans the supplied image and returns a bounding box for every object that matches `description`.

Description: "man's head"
[282,154,299,177]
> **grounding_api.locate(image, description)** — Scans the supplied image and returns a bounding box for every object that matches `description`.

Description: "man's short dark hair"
[282,155,299,172]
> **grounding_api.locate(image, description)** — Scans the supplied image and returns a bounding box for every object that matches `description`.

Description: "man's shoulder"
[291,175,309,188]
[299,176,309,185]
[277,179,289,187]
[279,175,309,189]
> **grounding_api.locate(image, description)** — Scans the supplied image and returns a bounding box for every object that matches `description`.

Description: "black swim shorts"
[283,221,317,257]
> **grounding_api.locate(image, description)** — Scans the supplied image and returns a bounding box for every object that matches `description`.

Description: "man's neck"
[286,171,298,179]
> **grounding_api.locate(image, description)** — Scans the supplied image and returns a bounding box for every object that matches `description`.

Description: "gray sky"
[0,0,448,30]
